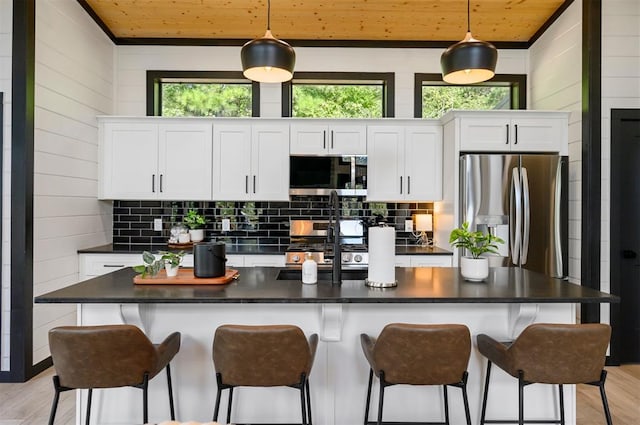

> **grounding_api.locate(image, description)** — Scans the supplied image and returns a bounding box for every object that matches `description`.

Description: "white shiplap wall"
[0,0,12,371]
[32,0,114,364]
[115,46,528,118]
[528,0,583,285]
[601,0,640,323]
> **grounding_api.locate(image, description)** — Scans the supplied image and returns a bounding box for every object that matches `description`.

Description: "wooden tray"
[167,241,193,248]
[133,268,239,285]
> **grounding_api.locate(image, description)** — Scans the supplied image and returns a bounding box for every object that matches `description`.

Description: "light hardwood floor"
[0,365,638,424]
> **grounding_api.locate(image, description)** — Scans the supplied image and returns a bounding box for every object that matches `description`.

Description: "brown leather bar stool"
[48,324,181,425]
[212,324,318,425]
[360,323,472,425]
[477,323,612,425]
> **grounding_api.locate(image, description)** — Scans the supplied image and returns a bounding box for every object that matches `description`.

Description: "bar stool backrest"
[213,324,315,387]
[49,325,157,389]
[509,323,611,384]
[373,323,471,385]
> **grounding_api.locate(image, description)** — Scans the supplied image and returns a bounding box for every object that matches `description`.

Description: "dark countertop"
[35,266,617,305]
[78,244,452,256]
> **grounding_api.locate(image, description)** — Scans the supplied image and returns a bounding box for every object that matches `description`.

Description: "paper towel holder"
[365,223,398,288]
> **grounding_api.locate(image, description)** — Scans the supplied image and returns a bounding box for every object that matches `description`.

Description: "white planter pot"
[460,256,489,282]
[189,228,205,242]
[165,263,179,277]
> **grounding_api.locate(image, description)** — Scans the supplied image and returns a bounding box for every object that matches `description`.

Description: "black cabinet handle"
[506,124,509,144]
[407,176,411,194]
[331,130,334,149]
[159,174,163,192]
[253,175,256,193]
[514,124,518,144]
[152,174,155,192]
[323,130,326,149]
[245,175,249,194]
[400,176,403,194]
[103,264,125,268]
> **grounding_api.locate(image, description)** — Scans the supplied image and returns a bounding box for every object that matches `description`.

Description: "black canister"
[194,242,227,278]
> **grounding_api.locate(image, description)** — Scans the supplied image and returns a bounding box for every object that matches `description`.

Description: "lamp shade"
[415,214,433,232]
[241,30,296,83]
[441,32,497,84]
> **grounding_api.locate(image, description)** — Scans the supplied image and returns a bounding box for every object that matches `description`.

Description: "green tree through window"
[162,83,252,117]
[421,85,510,118]
[293,84,383,118]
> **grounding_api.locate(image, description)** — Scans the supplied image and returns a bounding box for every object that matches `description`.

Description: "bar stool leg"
[364,369,373,425]
[142,373,149,425]
[166,364,176,420]
[85,388,93,425]
[377,371,386,425]
[480,360,492,425]
[48,376,62,425]
[213,373,223,421]
[518,371,525,425]
[598,371,613,425]
[305,379,313,425]
[226,387,234,425]
[461,372,472,425]
[299,375,308,425]
[558,384,565,425]
[443,385,450,425]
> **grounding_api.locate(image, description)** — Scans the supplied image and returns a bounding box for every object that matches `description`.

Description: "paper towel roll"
[368,226,396,286]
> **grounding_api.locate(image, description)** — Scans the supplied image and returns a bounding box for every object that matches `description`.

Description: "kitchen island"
[36,267,616,425]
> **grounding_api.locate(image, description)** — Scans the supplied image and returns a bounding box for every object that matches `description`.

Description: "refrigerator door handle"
[510,167,522,265]
[521,167,530,264]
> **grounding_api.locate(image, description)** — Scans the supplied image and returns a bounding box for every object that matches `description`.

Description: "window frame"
[281,72,395,118]
[146,70,260,117]
[413,73,527,118]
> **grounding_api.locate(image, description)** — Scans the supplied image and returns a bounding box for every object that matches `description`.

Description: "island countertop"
[35,266,617,305]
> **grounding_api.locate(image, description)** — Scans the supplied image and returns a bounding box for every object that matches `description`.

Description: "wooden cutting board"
[133,268,239,285]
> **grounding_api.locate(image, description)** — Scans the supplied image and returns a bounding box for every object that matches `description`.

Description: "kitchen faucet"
[327,190,342,284]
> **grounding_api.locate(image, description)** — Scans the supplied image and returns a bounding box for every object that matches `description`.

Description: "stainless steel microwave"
[289,156,367,196]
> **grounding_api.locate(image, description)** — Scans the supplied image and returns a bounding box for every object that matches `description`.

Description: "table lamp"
[414,214,433,246]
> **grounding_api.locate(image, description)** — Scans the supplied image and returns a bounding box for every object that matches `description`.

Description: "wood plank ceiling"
[79,0,570,47]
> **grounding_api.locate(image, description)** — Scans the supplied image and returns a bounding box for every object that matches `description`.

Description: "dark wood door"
[611,108,640,363]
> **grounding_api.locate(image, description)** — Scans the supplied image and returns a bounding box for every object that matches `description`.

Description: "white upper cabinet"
[213,122,289,201]
[367,123,442,201]
[99,119,213,200]
[290,123,366,155]
[452,111,568,153]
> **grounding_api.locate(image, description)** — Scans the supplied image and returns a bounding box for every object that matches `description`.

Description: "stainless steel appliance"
[289,156,367,196]
[460,154,568,278]
[285,219,369,269]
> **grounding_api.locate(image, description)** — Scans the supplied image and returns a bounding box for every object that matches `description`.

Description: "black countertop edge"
[35,266,619,305]
[77,244,453,256]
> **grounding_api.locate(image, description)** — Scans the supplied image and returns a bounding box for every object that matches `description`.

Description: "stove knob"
[354,254,363,263]
[291,254,301,263]
[342,253,352,262]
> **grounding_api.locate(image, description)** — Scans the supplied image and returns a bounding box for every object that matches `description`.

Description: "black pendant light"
[241,0,295,83]
[441,0,498,84]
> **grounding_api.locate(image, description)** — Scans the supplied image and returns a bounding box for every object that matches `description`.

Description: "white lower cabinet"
[395,255,452,267]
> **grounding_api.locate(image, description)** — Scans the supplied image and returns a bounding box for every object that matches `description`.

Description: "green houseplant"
[132,251,163,278]
[159,250,185,277]
[449,222,504,281]
[183,209,207,242]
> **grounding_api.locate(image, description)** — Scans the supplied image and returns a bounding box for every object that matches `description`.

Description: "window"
[147,71,260,117]
[282,72,394,118]
[414,74,526,118]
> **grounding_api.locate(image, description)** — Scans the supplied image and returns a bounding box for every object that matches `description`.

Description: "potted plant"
[183,208,207,242]
[132,251,163,278]
[159,250,185,277]
[449,222,504,282]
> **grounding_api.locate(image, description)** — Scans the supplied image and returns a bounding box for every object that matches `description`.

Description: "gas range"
[285,220,369,269]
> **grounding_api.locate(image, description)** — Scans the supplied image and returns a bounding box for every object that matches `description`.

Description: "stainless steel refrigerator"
[460,154,568,278]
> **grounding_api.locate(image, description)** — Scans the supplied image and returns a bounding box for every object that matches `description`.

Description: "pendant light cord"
[267,0,271,31]
[467,0,471,32]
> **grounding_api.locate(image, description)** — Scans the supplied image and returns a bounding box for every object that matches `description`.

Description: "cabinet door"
[213,124,252,201]
[252,124,290,200]
[459,117,511,151]
[404,125,443,200]
[158,123,213,200]
[290,124,328,155]
[101,122,158,199]
[366,126,405,201]
[328,124,367,155]
[510,118,564,152]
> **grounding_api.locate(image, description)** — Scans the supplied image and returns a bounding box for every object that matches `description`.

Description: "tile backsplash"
[112,196,433,249]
